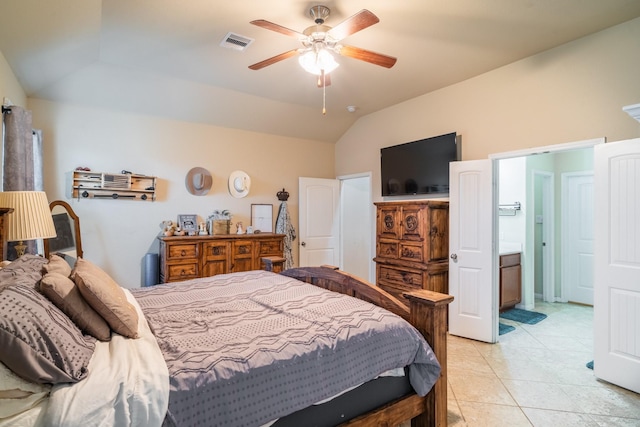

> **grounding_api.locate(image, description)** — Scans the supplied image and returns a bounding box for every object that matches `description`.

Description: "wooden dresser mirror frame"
[0,207,14,260]
[44,200,83,259]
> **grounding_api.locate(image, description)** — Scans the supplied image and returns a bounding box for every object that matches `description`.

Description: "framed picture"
[251,204,273,232]
[178,214,198,234]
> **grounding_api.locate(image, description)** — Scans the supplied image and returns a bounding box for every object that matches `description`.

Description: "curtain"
[275,201,296,270]
[3,105,36,190]
[2,105,43,258]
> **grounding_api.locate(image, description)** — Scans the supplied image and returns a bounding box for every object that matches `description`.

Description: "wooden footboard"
[280,266,453,427]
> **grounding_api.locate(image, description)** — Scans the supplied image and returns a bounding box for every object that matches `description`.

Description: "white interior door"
[339,174,372,281]
[562,172,594,305]
[298,177,340,267]
[449,159,497,343]
[594,138,640,394]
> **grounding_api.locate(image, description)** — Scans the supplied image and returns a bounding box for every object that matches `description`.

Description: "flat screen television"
[381,132,459,197]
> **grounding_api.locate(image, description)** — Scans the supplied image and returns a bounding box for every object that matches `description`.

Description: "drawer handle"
[401,248,417,258]
[401,272,413,285]
[181,250,186,256]
[180,269,186,276]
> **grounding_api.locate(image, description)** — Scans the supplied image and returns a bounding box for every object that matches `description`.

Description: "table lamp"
[0,191,57,257]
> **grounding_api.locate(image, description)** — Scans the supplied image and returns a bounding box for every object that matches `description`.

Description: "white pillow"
[0,361,50,418]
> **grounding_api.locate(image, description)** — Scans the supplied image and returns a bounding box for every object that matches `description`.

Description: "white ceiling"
[1,0,640,143]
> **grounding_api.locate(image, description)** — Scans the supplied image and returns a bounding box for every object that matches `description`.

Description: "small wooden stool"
[261,256,286,273]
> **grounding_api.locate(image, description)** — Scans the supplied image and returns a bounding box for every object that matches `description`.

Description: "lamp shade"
[0,191,57,242]
[298,48,339,75]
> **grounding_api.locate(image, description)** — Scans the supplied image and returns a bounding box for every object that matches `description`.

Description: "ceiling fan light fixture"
[298,48,339,75]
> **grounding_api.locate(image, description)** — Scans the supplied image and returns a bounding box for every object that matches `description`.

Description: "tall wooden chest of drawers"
[158,234,285,283]
[374,200,449,306]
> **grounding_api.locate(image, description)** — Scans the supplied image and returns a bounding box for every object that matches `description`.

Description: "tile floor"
[446,301,640,426]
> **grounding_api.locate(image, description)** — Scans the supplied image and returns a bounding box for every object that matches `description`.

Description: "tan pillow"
[42,254,73,277]
[72,259,139,338]
[40,272,111,341]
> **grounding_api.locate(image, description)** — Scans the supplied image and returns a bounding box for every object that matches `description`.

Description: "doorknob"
[301,242,306,247]
[450,253,458,261]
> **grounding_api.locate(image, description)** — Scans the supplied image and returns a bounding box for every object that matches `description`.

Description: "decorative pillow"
[42,254,73,278]
[72,259,139,338]
[40,272,111,341]
[0,285,96,384]
[0,254,47,290]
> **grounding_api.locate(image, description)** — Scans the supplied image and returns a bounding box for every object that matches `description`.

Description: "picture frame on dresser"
[178,214,197,234]
[251,204,273,232]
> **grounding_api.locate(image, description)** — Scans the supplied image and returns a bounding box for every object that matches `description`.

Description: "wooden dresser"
[158,233,285,283]
[374,201,449,306]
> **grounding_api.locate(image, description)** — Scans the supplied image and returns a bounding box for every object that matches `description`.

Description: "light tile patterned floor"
[446,301,640,426]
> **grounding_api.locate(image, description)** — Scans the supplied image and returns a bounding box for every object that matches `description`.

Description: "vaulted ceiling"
[1,0,639,143]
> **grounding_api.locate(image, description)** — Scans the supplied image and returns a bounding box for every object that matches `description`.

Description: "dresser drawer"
[257,239,282,255]
[203,242,228,260]
[166,262,198,282]
[378,265,422,289]
[377,240,398,259]
[399,242,424,263]
[166,243,198,260]
[232,240,253,257]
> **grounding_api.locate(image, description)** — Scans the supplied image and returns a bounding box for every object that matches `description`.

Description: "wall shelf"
[70,170,157,201]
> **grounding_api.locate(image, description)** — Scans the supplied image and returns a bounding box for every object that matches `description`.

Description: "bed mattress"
[132,270,440,427]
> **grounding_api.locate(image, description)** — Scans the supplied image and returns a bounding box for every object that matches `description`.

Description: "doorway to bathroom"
[497,146,595,311]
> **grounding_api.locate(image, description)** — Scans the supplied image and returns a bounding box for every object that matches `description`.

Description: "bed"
[0,254,452,427]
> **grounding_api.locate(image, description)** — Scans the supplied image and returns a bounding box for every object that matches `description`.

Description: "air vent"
[220,32,254,51]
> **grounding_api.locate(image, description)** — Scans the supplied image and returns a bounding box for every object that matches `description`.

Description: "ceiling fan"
[248,5,397,88]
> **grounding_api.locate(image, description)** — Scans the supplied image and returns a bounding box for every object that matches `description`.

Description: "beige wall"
[0,50,26,108]
[0,50,28,189]
[28,99,334,287]
[335,17,640,200]
[4,18,640,287]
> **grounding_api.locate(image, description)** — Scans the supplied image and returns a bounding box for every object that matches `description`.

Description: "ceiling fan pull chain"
[322,73,327,115]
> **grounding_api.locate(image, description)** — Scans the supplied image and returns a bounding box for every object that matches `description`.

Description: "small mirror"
[44,200,83,261]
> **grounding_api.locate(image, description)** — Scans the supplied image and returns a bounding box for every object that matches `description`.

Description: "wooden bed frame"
[281,266,453,427]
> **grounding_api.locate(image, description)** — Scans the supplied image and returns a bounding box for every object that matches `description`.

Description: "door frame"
[489,138,604,332]
[337,172,374,282]
[533,170,555,304]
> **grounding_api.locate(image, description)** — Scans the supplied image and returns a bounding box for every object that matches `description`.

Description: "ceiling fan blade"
[316,72,332,88]
[248,49,300,70]
[338,45,397,68]
[328,9,379,41]
[250,20,305,39]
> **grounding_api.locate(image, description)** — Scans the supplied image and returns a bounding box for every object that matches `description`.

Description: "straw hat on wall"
[228,170,250,198]
[185,167,212,196]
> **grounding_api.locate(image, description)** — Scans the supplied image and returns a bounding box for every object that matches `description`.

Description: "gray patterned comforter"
[132,270,440,427]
